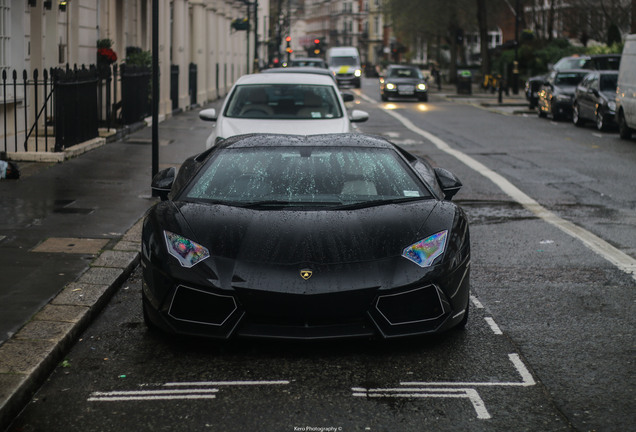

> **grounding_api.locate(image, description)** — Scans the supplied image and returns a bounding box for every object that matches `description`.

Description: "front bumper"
[383,87,428,99]
[335,74,361,87]
[142,255,470,340]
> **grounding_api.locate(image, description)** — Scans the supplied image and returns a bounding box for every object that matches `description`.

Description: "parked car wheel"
[618,111,632,139]
[551,103,562,121]
[596,110,607,131]
[573,104,585,127]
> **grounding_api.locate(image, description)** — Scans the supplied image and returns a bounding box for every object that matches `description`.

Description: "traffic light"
[285,36,292,60]
[313,39,321,56]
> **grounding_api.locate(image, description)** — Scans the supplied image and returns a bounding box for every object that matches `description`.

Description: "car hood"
[384,77,422,85]
[600,90,616,101]
[173,200,445,265]
[218,117,351,138]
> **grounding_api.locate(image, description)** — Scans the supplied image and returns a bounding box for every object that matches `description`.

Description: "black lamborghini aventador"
[141,133,470,340]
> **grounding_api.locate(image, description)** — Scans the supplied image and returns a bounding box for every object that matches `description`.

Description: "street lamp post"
[512,0,520,95]
[239,0,259,73]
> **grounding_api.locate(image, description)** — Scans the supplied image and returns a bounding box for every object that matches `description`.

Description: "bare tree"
[476,0,491,76]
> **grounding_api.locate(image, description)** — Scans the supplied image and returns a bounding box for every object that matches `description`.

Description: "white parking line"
[484,317,503,335]
[352,387,491,419]
[88,380,290,402]
[470,295,484,309]
[357,92,636,281]
[164,380,290,387]
[401,353,536,387]
[88,389,218,402]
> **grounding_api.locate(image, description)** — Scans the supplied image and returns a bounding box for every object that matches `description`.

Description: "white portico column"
[218,1,231,95]
[206,1,219,100]
[159,0,172,117]
[172,0,189,110]
[190,0,207,105]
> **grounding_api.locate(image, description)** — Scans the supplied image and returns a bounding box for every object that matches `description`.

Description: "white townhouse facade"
[0,0,269,155]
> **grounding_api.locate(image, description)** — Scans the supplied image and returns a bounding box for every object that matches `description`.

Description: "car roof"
[387,64,418,69]
[290,57,325,62]
[259,67,335,80]
[554,69,590,74]
[218,133,394,150]
[584,70,619,75]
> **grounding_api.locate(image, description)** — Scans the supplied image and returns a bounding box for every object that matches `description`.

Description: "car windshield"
[555,72,587,86]
[183,146,432,207]
[330,56,358,67]
[290,60,325,68]
[388,68,422,79]
[224,84,343,119]
[600,74,618,92]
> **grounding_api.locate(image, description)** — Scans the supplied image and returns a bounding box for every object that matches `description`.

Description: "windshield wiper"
[334,196,429,210]
[242,200,342,208]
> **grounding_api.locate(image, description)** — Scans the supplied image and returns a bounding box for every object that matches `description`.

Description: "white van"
[327,46,362,88]
[616,34,636,139]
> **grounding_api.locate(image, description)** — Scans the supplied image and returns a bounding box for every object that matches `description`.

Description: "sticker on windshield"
[404,190,420,197]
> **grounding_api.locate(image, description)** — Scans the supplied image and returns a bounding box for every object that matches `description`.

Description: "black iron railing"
[1,62,155,154]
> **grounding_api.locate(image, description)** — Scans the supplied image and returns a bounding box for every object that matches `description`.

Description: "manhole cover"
[31,237,109,254]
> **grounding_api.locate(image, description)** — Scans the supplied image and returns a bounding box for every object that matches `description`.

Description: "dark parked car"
[553,54,621,71]
[142,133,470,340]
[538,69,589,120]
[573,70,619,131]
[380,65,428,102]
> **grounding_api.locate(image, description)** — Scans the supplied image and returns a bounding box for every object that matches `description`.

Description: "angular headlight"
[402,230,448,267]
[164,231,210,268]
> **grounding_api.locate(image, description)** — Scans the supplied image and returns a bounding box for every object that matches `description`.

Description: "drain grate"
[31,237,109,254]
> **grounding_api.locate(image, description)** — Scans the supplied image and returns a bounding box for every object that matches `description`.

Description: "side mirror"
[341,92,355,102]
[434,167,462,200]
[199,108,218,122]
[151,167,176,201]
[349,109,369,123]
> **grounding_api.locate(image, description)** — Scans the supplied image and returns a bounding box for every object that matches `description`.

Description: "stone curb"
[4,121,148,163]
[0,218,143,430]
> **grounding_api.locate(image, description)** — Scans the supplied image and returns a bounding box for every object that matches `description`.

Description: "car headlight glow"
[417,83,427,91]
[608,101,616,111]
[354,69,362,77]
[386,83,396,90]
[402,230,448,267]
[164,231,210,268]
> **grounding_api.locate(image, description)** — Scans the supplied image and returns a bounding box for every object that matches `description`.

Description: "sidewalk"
[0,103,216,430]
[435,82,534,116]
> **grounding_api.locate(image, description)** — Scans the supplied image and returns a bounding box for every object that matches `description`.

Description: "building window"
[0,0,9,71]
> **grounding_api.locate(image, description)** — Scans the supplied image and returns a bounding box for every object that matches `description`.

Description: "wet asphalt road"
[5,79,636,432]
